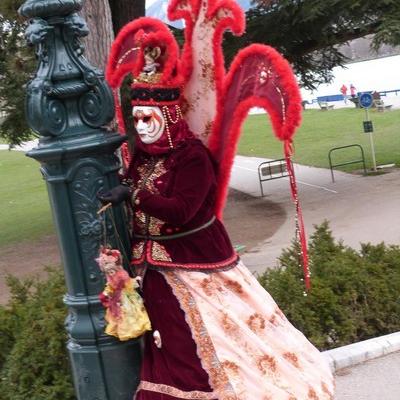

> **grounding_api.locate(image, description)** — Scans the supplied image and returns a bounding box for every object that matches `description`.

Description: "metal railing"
[328,144,367,182]
[258,158,288,196]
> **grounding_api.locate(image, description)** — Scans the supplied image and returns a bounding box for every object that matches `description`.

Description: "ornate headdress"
[106,0,310,288]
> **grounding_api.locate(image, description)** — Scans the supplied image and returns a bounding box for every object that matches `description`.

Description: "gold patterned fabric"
[136,381,217,399]
[160,262,335,400]
[129,141,238,271]
[132,157,173,262]
[151,242,172,261]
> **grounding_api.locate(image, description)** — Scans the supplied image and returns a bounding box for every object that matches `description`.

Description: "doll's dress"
[103,278,151,341]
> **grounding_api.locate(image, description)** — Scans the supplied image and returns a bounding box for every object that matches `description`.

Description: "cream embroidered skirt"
[136,261,335,400]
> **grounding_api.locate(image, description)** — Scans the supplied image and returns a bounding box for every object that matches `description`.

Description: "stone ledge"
[322,331,400,372]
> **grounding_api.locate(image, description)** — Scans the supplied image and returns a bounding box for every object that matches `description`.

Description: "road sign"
[359,92,374,109]
[363,120,374,133]
[358,93,377,170]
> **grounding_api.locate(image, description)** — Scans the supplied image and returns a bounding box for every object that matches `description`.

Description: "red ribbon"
[284,139,311,290]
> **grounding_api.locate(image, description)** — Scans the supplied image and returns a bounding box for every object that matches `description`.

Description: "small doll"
[142,46,161,75]
[96,246,151,341]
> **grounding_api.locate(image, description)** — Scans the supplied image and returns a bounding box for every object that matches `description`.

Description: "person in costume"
[99,2,335,398]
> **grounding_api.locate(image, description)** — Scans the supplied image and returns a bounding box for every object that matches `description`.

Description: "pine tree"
[224,0,400,89]
[0,2,35,145]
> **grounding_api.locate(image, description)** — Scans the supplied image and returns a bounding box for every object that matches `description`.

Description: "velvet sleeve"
[136,148,214,226]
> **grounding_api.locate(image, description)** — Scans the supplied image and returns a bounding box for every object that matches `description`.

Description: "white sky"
[146,0,158,8]
[301,55,400,101]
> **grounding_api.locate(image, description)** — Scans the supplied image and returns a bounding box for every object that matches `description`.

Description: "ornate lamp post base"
[19,1,141,398]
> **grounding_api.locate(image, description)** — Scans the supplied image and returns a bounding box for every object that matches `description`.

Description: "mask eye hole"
[133,116,139,124]
[143,116,152,123]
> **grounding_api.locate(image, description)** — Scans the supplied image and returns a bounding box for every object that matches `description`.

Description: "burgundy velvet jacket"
[126,138,238,271]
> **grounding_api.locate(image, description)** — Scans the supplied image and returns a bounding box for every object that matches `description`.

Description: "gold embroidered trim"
[148,215,164,235]
[137,158,167,194]
[135,210,147,234]
[135,158,167,235]
[151,242,172,262]
[162,271,238,400]
[132,241,145,259]
[137,381,217,399]
[143,250,239,270]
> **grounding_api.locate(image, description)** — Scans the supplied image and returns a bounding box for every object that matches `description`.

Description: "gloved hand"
[97,185,132,205]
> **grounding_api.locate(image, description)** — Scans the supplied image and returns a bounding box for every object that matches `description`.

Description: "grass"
[239,108,400,171]
[0,151,53,247]
[0,107,398,246]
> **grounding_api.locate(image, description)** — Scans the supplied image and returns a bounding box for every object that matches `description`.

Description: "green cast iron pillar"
[18,1,141,399]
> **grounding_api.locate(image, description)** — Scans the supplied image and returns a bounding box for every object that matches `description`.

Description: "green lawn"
[0,151,53,246]
[239,108,400,171]
[1,108,399,246]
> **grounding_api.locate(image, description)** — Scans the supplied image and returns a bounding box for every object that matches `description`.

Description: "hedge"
[259,221,400,350]
[0,269,75,400]
[1,221,399,397]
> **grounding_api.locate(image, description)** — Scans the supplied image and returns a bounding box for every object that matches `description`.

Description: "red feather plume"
[208,44,310,289]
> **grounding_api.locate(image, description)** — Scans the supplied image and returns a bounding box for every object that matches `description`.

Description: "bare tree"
[81,0,114,70]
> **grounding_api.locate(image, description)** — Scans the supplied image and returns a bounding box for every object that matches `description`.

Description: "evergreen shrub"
[258,221,400,350]
[1,222,400,398]
[0,268,75,400]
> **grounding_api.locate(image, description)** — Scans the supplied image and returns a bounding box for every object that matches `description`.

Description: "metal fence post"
[18,1,141,398]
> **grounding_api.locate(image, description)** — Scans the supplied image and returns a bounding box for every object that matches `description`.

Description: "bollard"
[18,1,141,399]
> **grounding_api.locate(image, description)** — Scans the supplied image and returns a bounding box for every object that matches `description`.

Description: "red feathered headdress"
[106,0,310,289]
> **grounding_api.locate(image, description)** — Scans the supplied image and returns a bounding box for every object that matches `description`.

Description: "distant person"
[372,90,381,100]
[350,84,357,98]
[340,84,348,103]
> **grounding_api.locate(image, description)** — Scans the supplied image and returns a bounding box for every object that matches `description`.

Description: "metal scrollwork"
[45,99,68,135]
[25,18,51,45]
[64,13,89,38]
[45,81,89,99]
[77,69,115,127]
[25,18,51,62]
[79,89,110,127]
[80,218,102,238]
[64,14,88,56]
[71,165,116,291]
[83,70,97,86]
[19,0,83,19]
[22,0,114,137]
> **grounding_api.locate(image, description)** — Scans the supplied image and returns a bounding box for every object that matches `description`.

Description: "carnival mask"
[132,106,165,144]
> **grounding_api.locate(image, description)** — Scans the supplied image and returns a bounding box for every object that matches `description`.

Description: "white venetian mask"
[132,106,165,144]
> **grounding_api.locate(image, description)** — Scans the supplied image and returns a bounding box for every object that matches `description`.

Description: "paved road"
[334,351,400,400]
[229,155,400,274]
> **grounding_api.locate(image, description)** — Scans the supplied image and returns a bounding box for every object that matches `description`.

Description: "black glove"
[97,185,132,205]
